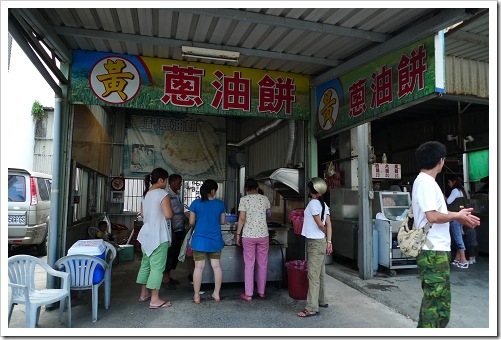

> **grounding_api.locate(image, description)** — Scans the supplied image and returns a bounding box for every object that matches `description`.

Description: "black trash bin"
[285,260,308,300]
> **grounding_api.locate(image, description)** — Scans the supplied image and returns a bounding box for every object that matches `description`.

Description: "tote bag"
[178,226,194,262]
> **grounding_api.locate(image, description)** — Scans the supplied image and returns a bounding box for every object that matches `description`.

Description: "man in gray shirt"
[162,174,187,289]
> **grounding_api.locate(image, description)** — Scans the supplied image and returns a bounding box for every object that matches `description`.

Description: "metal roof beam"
[177,8,391,42]
[447,31,489,46]
[9,11,69,85]
[311,8,477,86]
[14,8,72,62]
[53,26,342,67]
[8,17,62,97]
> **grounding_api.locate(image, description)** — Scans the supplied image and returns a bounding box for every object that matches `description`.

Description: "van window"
[37,177,51,201]
[46,179,52,197]
[8,175,26,202]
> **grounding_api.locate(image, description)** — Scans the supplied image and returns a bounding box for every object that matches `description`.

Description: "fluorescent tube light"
[181,46,240,62]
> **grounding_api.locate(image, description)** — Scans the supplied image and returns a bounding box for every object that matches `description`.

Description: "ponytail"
[318,195,326,222]
[200,179,218,202]
[142,174,151,198]
[143,167,169,197]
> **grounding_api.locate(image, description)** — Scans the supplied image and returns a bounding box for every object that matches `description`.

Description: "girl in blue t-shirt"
[189,179,226,304]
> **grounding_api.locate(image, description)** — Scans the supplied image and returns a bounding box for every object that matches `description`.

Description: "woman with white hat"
[297,177,333,318]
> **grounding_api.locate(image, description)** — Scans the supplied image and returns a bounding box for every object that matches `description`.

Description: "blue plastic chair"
[54,254,108,322]
[8,255,71,328]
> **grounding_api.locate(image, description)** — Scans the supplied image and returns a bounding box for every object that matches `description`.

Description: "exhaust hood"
[255,168,304,199]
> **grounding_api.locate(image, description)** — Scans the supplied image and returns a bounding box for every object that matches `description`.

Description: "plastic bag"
[289,209,305,235]
[285,260,308,271]
[178,226,194,262]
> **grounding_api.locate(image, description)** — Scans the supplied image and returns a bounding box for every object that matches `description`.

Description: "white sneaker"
[468,258,476,264]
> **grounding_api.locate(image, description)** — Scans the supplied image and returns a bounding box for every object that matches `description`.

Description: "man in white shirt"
[412,141,480,328]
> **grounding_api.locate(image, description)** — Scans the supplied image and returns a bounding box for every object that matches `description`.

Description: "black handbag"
[447,197,472,212]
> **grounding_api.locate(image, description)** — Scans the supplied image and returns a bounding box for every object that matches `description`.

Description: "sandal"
[240,293,252,302]
[149,301,172,309]
[297,309,319,317]
[319,303,329,308]
[209,294,221,302]
[139,295,151,302]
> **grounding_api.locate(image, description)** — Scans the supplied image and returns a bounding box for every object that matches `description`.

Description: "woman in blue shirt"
[189,179,226,304]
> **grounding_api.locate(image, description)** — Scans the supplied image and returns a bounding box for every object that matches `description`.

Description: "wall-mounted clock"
[111,177,125,191]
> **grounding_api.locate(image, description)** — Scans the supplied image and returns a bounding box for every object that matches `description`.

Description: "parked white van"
[8,168,52,255]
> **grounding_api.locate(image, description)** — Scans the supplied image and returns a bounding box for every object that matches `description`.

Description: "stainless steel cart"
[373,191,416,276]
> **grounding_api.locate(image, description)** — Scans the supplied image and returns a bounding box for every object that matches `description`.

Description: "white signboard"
[372,163,401,179]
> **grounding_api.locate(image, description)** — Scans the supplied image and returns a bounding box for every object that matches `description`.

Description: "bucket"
[118,244,134,262]
[285,260,308,300]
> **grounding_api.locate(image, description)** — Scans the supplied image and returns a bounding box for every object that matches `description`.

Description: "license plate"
[8,215,26,225]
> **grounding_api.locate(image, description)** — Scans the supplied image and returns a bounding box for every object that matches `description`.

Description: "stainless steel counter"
[200,224,288,283]
[220,223,289,232]
[201,244,286,284]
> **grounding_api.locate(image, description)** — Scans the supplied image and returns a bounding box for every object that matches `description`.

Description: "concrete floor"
[5,246,494,336]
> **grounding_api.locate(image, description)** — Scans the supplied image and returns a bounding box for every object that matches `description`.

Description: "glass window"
[73,167,89,221]
[96,175,106,213]
[122,178,225,213]
[37,177,50,201]
[124,178,143,213]
[183,180,224,209]
[46,179,52,198]
[8,175,26,202]
[183,180,203,209]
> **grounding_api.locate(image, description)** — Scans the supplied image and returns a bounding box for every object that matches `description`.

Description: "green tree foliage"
[31,100,45,120]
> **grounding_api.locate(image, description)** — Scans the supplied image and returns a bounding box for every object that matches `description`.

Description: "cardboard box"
[119,244,134,262]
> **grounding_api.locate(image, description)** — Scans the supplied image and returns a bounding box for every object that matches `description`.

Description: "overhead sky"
[2,39,55,170]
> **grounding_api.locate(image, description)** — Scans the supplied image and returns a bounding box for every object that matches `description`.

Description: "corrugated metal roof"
[446,56,489,98]
[445,11,489,62]
[8,7,489,86]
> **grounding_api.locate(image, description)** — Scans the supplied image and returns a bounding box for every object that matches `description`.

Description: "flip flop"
[209,294,221,302]
[297,309,319,317]
[240,293,252,302]
[139,295,151,302]
[319,303,329,308]
[149,301,172,309]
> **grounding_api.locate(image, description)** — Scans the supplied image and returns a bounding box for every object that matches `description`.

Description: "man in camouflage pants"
[412,141,480,327]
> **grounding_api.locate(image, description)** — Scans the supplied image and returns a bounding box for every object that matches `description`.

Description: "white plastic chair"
[88,226,100,239]
[8,255,71,328]
[103,241,117,309]
[54,255,108,322]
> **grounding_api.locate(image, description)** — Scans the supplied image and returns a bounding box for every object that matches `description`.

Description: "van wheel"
[36,236,48,256]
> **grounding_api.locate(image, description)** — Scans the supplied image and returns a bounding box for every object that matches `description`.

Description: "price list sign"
[371,163,401,179]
